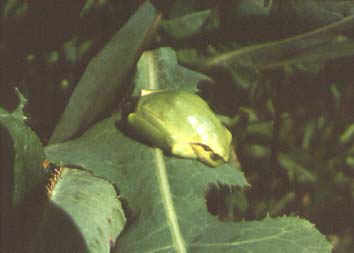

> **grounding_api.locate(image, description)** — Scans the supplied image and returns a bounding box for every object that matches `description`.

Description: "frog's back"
[139,91,224,141]
[140,91,210,115]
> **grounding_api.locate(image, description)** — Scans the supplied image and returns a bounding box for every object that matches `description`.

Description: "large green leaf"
[49,1,160,144]
[31,168,126,253]
[45,112,248,252]
[132,47,210,95]
[189,216,331,253]
[0,91,46,252]
[45,113,247,187]
[45,113,332,252]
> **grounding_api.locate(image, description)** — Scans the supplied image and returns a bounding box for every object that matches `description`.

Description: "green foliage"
[1,90,126,253]
[2,0,353,252]
[133,47,209,95]
[31,168,126,253]
[0,90,46,252]
[46,114,249,252]
[0,90,45,206]
[160,9,219,40]
[49,1,160,144]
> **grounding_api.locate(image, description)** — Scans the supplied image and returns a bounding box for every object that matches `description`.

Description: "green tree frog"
[127,90,232,167]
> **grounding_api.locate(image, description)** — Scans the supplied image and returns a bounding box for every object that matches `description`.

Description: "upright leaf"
[133,47,210,95]
[49,1,161,144]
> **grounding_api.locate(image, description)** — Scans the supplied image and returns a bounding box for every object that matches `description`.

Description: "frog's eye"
[202,145,212,152]
[200,145,223,161]
[210,153,222,161]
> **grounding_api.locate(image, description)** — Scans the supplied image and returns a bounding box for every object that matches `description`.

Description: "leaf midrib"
[154,149,186,253]
[146,52,186,252]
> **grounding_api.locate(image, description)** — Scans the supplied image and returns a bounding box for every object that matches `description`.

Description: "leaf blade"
[133,47,210,95]
[49,1,160,144]
[32,168,125,253]
[0,101,46,252]
[45,113,248,252]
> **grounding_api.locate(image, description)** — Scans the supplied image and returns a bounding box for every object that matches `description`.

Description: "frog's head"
[189,128,232,167]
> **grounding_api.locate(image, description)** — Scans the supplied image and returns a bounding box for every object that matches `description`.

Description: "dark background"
[1,1,353,252]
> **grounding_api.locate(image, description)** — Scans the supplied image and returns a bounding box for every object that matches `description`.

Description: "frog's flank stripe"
[146,51,157,89]
[154,149,186,253]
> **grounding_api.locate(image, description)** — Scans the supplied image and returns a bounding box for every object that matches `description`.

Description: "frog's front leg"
[171,142,197,159]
